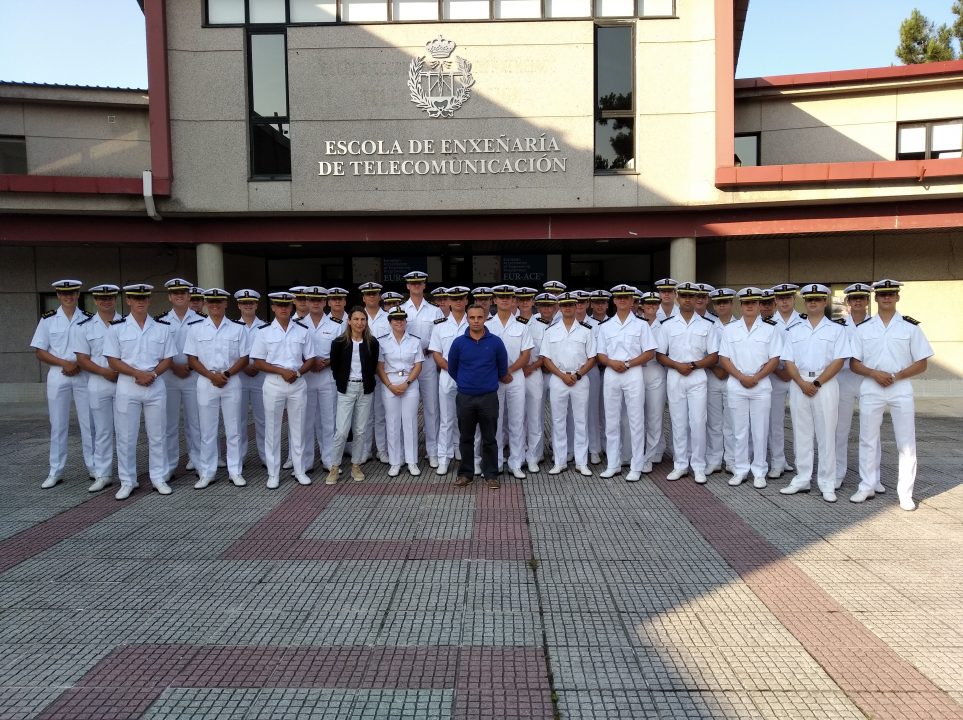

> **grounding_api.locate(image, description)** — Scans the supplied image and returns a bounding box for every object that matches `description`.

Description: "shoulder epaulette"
[329,316,343,324]
[798,313,808,320]
[231,318,245,325]
[536,317,550,324]
[155,319,170,326]
[187,318,205,326]
[110,317,126,325]
[409,334,421,341]
[515,315,529,324]
[855,317,871,326]
[700,315,715,323]
[762,318,777,326]
[660,316,674,324]
[598,316,610,325]
[195,312,208,318]
[41,309,56,319]
[832,317,846,326]
[434,317,447,325]
[903,315,921,325]
[294,320,309,329]
[257,322,271,329]
[77,315,93,326]
[153,311,169,321]
[81,310,93,318]
[376,333,389,340]
[579,321,592,329]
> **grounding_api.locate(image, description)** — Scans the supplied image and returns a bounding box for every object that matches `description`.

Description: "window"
[734,132,760,167]
[0,136,27,174]
[594,25,634,172]
[897,119,963,160]
[248,32,291,179]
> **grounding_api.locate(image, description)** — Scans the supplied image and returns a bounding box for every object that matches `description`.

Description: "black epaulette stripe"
[41,309,56,319]
[903,315,921,325]
[329,316,343,324]
[153,312,169,321]
[700,315,715,323]
[598,317,610,325]
[187,318,205,325]
[536,317,549,324]
[376,333,389,340]
[660,316,674,324]
[856,318,871,326]
[799,313,808,320]
[257,323,271,329]
[762,318,777,325]
[155,319,171,325]
[77,316,93,326]
[832,318,846,325]
[294,320,309,329]
[196,312,208,318]
[515,316,529,324]
[579,321,592,329]
[434,318,447,324]
[110,318,126,325]
[410,334,421,340]
[231,318,245,325]
[82,310,93,317]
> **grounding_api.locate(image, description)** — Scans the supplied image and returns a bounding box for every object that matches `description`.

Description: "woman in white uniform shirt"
[377,308,423,477]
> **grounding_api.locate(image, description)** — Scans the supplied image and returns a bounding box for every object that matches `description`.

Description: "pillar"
[669,237,696,282]
[196,243,224,290]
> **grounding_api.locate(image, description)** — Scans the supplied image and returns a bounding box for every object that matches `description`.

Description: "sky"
[0,0,960,87]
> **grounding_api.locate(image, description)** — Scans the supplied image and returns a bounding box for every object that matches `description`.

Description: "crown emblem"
[426,35,456,59]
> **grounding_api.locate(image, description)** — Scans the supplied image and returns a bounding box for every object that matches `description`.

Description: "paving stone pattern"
[0,402,961,718]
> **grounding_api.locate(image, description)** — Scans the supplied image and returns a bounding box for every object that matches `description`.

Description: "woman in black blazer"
[327,307,380,484]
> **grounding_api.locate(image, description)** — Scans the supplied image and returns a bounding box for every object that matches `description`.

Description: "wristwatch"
[574,371,582,380]
[223,370,231,379]
[812,379,821,388]
[295,370,301,379]
[690,361,697,370]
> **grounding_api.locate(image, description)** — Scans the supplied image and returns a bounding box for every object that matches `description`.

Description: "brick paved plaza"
[1,399,961,719]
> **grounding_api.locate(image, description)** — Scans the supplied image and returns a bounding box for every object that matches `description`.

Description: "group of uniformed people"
[30,272,932,510]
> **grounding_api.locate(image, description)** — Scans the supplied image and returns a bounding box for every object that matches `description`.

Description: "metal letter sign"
[409,36,475,118]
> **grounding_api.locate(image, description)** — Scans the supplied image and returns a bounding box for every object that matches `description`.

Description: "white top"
[596,312,657,362]
[401,298,443,353]
[657,313,720,362]
[718,318,783,375]
[249,318,317,371]
[69,312,122,369]
[349,339,363,380]
[157,307,204,365]
[541,320,597,372]
[103,316,177,371]
[782,316,850,372]
[522,315,546,365]
[428,313,469,360]
[366,307,390,340]
[30,306,91,360]
[485,314,535,363]
[852,313,933,374]
[183,316,250,372]
[656,303,679,322]
[378,332,423,376]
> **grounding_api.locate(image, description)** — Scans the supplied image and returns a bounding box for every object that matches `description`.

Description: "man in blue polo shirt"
[448,304,508,489]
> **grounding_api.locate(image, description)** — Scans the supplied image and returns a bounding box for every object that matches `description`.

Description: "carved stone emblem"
[408,36,475,118]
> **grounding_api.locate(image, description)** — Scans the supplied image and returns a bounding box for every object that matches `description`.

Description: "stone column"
[196,243,224,290]
[669,237,696,282]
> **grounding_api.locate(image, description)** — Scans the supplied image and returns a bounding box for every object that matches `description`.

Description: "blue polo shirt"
[448,327,508,396]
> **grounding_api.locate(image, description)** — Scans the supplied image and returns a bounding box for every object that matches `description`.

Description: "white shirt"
[249,318,316,371]
[542,319,597,372]
[157,307,204,365]
[782,316,850,373]
[485,314,535,364]
[349,340,363,381]
[852,313,933,374]
[521,315,546,365]
[366,307,390,340]
[183,316,250,372]
[70,312,121,369]
[30,306,92,360]
[402,298,443,354]
[103,315,176,371]
[428,313,468,361]
[656,303,679,322]
[719,317,783,375]
[378,332,423,376]
[657,313,719,362]
[596,312,657,362]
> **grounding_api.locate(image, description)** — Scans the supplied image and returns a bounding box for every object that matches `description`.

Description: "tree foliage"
[896,4,963,63]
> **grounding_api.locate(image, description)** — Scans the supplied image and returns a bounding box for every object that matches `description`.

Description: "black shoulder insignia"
[598,317,610,325]
[294,320,309,329]
[41,309,56,319]
[231,318,245,325]
[77,316,93,326]
[196,312,208,318]
[434,317,447,325]
[536,317,549,324]
[799,313,808,320]
[153,311,169,321]
[700,315,715,323]
[81,310,93,317]
[409,334,421,341]
[376,333,389,340]
[110,318,126,325]
[329,316,343,324]
[257,322,271,329]
[580,321,592,329]
[660,316,674,324]
[832,317,846,326]
[855,317,871,326]
[515,315,529,324]
[187,318,205,326]
[762,318,777,326]
[155,319,170,326]
[903,315,921,325]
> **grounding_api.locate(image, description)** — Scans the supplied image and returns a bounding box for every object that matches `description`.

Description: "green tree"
[896,7,958,63]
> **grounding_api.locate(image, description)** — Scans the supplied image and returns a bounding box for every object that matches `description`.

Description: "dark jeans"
[456,391,499,479]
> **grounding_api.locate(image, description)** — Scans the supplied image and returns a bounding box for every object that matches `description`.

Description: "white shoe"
[625,470,641,482]
[694,473,707,485]
[753,477,767,489]
[428,456,438,468]
[822,491,837,503]
[454,449,462,461]
[474,463,482,476]
[509,467,525,480]
[115,484,134,500]
[155,481,173,495]
[282,459,294,470]
[590,452,602,465]
[728,474,746,486]
[217,459,227,468]
[266,476,280,489]
[41,475,62,489]
[378,451,390,464]
[408,464,421,476]
[548,464,566,475]
[230,475,246,487]
[577,465,592,477]
[194,477,213,489]
[704,464,720,475]
[185,460,196,471]
[527,460,540,473]
[388,465,401,477]
[875,483,886,494]
[666,468,687,481]
[88,477,111,492]
[599,467,619,479]
[766,467,783,479]
[849,488,875,503]
[779,482,810,495]
[899,498,916,511]
[436,461,449,476]
[641,462,653,474]
[295,473,312,486]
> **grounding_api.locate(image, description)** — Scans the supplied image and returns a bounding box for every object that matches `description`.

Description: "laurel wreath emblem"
[408,56,475,119]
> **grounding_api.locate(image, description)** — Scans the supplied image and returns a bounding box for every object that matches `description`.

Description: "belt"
[393,370,410,377]
[349,378,363,383]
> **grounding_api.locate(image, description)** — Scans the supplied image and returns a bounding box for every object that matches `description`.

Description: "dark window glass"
[595,119,634,171]
[248,32,291,178]
[0,136,27,174]
[595,25,634,172]
[251,122,291,176]
[734,133,759,166]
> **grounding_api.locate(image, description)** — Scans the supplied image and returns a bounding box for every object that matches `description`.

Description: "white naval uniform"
[237,318,266,466]
[364,307,390,460]
[485,314,535,471]
[641,319,668,466]
[70,311,122,481]
[30,307,96,480]
[428,313,467,463]
[596,313,657,473]
[158,308,203,477]
[541,319,596,468]
[718,318,782,480]
[768,311,799,473]
[656,303,680,322]
[782,315,850,493]
[304,314,340,471]
[584,315,607,458]
[183,316,250,481]
[522,315,547,466]
[852,312,933,504]
[378,331,423,466]
[835,314,869,486]
[706,316,737,471]
[103,315,176,489]
[402,298,443,460]
[657,313,719,475]
[249,318,316,480]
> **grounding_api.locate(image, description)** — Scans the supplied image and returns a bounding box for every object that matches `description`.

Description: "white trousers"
[238,374,266,465]
[262,374,307,479]
[727,377,771,479]
[768,376,791,471]
[496,373,527,469]
[165,372,200,476]
[524,367,545,464]
[196,375,242,480]
[586,365,603,455]
[641,363,667,465]
[549,375,590,467]
[857,379,918,503]
[46,366,94,478]
[332,382,373,465]
[789,377,839,493]
[602,366,645,472]
[706,372,734,468]
[362,376,387,460]
[86,374,116,480]
[419,359,440,458]
[384,380,420,465]
[114,374,167,488]
[437,370,459,461]
[835,367,862,484]
[666,369,708,474]
[303,371,337,470]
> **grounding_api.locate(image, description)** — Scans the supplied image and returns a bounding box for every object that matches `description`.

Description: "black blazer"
[330,334,380,394]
